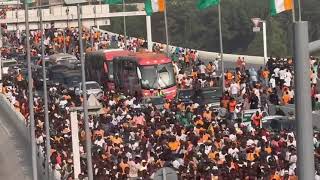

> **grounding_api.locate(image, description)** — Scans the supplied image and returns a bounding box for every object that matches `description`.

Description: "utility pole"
[146,15,152,52]
[218,3,225,91]
[77,4,93,180]
[163,0,169,56]
[294,20,315,180]
[25,1,38,180]
[122,0,127,49]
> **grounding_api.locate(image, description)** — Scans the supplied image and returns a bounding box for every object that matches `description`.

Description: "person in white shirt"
[284,76,291,87]
[184,77,193,88]
[214,59,219,71]
[94,136,105,147]
[228,144,239,159]
[273,67,280,85]
[198,62,206,75]
[269,75,276,88]
[229,81,239,98]
[273,67,280,77]
[279,68,287,87]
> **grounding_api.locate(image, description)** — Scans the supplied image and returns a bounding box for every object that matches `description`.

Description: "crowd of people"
[2,25,320,180]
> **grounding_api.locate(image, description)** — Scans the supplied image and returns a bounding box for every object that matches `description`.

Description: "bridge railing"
[0,94,55,180]
[94,28,265,65]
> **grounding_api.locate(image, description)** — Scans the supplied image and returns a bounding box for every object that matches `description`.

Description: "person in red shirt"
[228,98,237,120]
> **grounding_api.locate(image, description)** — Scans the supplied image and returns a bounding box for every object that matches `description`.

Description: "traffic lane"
[0,106,32,180]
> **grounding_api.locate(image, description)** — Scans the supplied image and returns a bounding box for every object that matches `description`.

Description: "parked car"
[75,81,104,100]
[2,58,18,75]
[192,87,222,110]
[176,88,195,105]
[33,67,50,90]
[141,96,165,109]
[63,71,82,91]
[261,115,296,132]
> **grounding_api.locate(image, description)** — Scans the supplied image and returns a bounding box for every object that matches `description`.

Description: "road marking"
[0,119,11,136]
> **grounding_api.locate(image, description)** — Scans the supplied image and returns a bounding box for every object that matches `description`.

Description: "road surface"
[0,105,32,180]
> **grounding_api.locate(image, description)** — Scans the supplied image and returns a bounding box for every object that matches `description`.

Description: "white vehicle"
[75,81,104,100]
[49,53,79,64]
[2,59,17,75]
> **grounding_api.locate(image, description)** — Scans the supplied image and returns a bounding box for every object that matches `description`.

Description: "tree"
[101,0,320,56]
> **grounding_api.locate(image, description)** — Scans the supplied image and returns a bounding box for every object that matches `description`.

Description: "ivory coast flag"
[270,0,293,16]
[145,0,165,16]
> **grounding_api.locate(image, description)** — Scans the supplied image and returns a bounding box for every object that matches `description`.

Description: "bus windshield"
[140,63,176,89]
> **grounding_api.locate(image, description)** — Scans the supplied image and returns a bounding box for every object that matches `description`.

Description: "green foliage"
[102,0,320,57]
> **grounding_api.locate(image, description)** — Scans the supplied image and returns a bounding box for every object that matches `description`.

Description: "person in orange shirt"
[164,101,170,110]
[110,133,123,145]
[282,91,291,105]
[226,70,234,86]
[119,157,129,174]
[270,171,281,180]
[191,68,198,79]
[198,131,210,143]
[206,62,214,75]
[262,68,270,86]
[168,137,180,152]
[251,111,263,128]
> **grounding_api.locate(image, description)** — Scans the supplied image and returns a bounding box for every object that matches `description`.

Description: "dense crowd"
[2,26,320,180]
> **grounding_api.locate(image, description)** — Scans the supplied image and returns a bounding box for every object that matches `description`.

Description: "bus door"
[113,58,124,91]
[120,59,141,95]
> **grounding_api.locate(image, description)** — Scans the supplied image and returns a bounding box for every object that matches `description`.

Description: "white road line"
[0,120,11,136]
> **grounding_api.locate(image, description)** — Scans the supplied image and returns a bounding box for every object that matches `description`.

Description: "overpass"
[0,94,32,180]
[1,3,320,56]
[0,4,147,30]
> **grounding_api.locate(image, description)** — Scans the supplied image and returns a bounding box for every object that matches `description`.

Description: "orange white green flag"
[144,0,165,16]
[270,0,293,16]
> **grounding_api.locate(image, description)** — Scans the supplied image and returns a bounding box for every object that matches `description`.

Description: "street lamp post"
[38,1,51,179]
[251,18,268,65]
[0,26,3,92]
[146,15,152,51]
[122,0,127,49]
[63,1,93,179]
[77,4,93,179]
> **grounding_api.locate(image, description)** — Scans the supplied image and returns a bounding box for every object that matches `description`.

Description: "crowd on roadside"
[2,26,320,179]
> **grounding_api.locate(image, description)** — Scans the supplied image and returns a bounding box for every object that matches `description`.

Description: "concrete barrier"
[0,94,54,180]
[95,28,266,65]
[269,104,320,129]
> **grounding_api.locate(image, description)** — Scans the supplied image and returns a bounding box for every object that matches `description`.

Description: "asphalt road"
[0,106,32,180]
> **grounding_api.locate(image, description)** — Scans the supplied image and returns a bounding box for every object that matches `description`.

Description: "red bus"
[85,49,130,90]
[113,52,177,99]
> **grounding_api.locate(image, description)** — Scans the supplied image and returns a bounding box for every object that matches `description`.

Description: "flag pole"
[297,0,301,21]
[292,0,296,22]
[218,3,225,92]
[123,0,127,49]
[164,0,169,56]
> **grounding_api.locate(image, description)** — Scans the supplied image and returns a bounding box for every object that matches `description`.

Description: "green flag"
[196,0,220,10]
[103,0,122,4]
